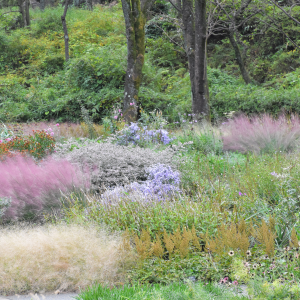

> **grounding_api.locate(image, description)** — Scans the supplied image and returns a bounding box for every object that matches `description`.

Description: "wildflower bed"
[2,112,300,299]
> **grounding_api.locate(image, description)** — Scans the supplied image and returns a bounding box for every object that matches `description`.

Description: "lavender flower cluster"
[101,163,181,202]
[114,123,174,146]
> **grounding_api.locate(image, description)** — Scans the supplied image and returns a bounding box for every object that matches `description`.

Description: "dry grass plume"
[0,224,135,295]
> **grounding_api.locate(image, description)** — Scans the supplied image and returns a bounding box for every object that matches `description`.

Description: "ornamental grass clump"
[0,155,89,222]
[0,224,135,294]
[222,114,300,154]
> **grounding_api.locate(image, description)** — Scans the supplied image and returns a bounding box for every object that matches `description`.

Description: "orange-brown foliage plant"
[134,225,203,260]
[134,219,278,261]
[205,219,250,257]
[251,217,276,257]
[134,229,153,260]
[290,227,299,249]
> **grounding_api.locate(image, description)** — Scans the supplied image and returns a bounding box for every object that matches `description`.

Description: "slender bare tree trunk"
[194,0,209,118]
[182,0,196,113]
[228,30,251,84]
[61,0,70,61]
[25,0,30,26]
[121,0,155,123]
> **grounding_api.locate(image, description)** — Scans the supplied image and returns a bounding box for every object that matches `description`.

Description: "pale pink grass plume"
[222,114,300,154]
[0,155,90,220]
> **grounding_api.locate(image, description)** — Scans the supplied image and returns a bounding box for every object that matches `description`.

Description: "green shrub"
[31,8,64,37]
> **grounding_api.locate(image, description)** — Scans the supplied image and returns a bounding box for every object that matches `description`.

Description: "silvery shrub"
[54,140,177,192]
[100,163,181,202]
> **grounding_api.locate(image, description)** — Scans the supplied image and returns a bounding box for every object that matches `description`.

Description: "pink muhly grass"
[222,114,300,154]
[0,155,90,220]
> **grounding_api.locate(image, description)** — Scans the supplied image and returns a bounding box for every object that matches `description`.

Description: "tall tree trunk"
[61,0,70,61]
[25,0,30,26]
[121,0,154,123]
[86,0,93,10]
[194,0,209,119]
[40,0,45,10]
[182,0,196,114]
[228,30,251,84]
[18,0,25,27]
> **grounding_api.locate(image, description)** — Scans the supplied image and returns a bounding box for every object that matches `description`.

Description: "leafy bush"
[222,114,300,154]
[0,155,89,222]
[31,8,63,38]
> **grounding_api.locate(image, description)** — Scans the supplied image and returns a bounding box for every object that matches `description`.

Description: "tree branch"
[168,0,181,13]
[268,0,300,26]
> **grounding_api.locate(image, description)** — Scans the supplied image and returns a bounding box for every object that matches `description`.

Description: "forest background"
[0,0,299,124]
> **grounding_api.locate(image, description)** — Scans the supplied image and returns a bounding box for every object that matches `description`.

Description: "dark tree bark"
[194,0,209,118]
[61,0,70,61]
[86,0,93,10]
[18,0,25,27]
[228,30,251,84]
[25,0,30,26]
[182,0,196,112]
[180,0,209,120]
[121,0,155,123]
[40,0,45,10]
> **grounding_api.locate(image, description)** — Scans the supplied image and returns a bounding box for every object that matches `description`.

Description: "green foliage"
[31,8,63,38]
[146,38,184,69]
[173,122,223,155]
[129,253,220,284]
[41,54,65,74]
[77,281,246,300]
[248,279,300,300]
